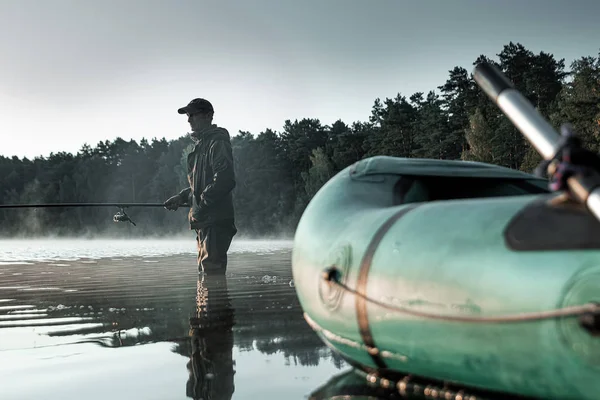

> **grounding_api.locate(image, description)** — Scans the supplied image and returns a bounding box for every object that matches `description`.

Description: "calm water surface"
[0,239,356,400]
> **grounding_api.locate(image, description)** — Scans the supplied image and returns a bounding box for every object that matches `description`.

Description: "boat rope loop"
[322,266,600,324]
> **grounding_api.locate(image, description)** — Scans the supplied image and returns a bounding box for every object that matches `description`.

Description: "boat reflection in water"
[184,273,235,400]
[308,367,537,400]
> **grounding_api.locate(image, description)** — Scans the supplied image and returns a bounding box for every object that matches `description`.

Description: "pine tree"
[462,108,496,164]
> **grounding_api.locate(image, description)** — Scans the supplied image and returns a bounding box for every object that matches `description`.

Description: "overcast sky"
[0,0,598,159]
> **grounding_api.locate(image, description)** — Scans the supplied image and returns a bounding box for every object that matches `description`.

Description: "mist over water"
[0,238,293,262]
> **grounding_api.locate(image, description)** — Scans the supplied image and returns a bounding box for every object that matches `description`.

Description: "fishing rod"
[473,62,600,222]
[0,203,166,208]
[0,202,190,226]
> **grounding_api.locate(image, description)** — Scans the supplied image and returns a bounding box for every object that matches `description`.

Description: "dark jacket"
[178,125,236,229]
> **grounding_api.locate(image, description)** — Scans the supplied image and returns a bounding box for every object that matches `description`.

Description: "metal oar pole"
[473,62,600,222]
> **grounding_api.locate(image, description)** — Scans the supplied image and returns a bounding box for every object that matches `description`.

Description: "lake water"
[0,239,359,400]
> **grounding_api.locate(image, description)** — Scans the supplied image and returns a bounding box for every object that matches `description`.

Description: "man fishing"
[164,98,237,275]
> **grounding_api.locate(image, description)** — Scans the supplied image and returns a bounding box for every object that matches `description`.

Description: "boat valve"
[322,266,341,283]
[579,304,600,336]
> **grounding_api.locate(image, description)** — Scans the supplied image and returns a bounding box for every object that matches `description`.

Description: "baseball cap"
[177,98,214,115]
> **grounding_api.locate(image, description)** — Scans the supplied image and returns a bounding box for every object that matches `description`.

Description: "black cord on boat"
[323,266,600,324]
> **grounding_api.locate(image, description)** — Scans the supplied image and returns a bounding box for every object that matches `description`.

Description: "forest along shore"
[1,43,598,239]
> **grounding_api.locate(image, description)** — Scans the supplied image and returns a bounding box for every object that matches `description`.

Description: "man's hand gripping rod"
[473,63,600,222]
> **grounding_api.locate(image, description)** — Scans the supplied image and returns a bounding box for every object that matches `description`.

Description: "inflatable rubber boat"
[292,64,600,400]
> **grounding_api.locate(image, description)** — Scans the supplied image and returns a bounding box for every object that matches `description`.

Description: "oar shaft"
[473,62,561,159]
[473,62,600,222]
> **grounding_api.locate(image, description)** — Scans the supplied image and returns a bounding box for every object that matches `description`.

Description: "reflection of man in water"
[186,273,235,400]
[164,98,237,275]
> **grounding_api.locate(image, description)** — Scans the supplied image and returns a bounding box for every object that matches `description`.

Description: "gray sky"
[0,0,598,159]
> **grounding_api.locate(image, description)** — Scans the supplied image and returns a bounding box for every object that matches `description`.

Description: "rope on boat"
[323,267,600,324]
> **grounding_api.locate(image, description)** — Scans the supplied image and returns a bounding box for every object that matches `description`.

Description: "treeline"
[1,42,599,237]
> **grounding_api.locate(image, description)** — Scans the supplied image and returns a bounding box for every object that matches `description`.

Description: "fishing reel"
[113,207,136,226]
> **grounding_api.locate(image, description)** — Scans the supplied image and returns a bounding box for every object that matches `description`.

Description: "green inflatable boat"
[293,64,600,400]
[292,156,600,399]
